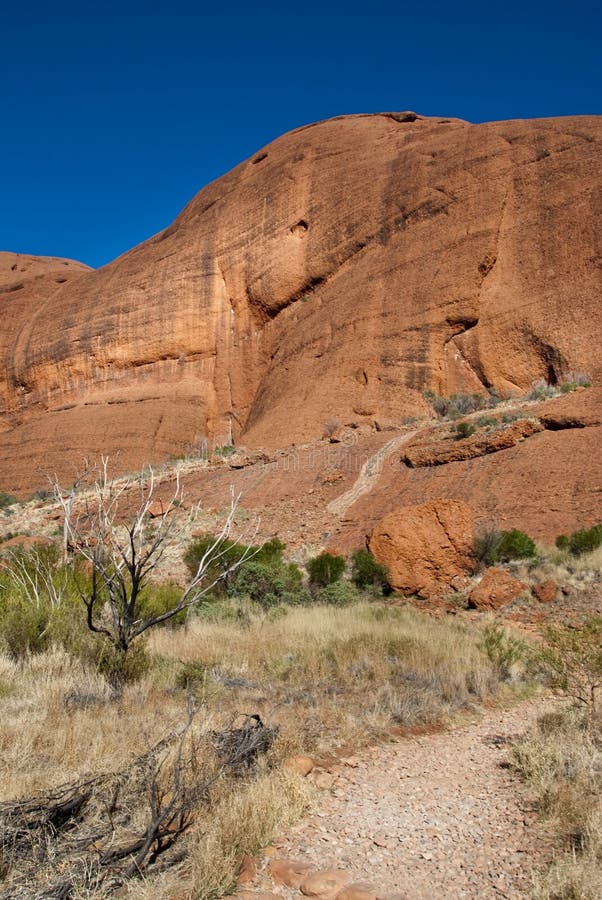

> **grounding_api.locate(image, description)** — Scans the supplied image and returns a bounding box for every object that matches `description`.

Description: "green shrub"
[184,535,287,595]
[232,560,309,609]
[568,524,602,557]
[480,623,525,680]
[474,528,536,566]
[350,549,390,593]
[95,639,151,686]
[498,528,536,561]
[212,444,236,457]
[453,421,476,440]
[306,552,346,588]
[536,617,602,711]
[0,492,17,510]
[0,547,100,662]
[555,534,570,550]
[183,535,252,594]
[138,582,188,627]
[317,581,361,606]
[255,537,286,566]
[0,595,52,657]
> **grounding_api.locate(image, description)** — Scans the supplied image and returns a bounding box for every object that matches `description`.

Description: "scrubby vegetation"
[559,371,592,392]
[0,492,17,510]
[230,558,310,608]
[423,390,493,419]
[453,421,476,440]
[513,618,602,898]
[350,548,390,594]
[315,580,360,605]
[306,551,346,588]
[537,617,602,712]
[556,523,602,557]
[480,623,526,681]
[474,528,537,567]
[212,444,237,457]
[6,460,597,897]
[0,478,525,900]
[527,371,592,401]
[527,378,557,401]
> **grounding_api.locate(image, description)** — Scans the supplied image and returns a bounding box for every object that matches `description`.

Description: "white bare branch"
[48,459,261,673]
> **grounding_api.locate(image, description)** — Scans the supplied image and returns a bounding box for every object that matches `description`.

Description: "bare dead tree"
[51,457,259,680]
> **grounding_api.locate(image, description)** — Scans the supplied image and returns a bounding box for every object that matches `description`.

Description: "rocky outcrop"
[532,580,558,603]
[334,387,602,554]
[1,112,601,495]
[369,500,475,598]
[402,419,544,468]
[468,568,527,610]
[0,253,91,418]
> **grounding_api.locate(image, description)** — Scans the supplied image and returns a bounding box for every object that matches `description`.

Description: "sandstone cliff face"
[1,112,601,494]
[0,253,91,418]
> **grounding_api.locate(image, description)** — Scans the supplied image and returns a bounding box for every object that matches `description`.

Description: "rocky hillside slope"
[1,113,601,522]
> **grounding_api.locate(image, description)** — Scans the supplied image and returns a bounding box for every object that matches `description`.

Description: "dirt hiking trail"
[237,699,552,900]
[326,432,416,519]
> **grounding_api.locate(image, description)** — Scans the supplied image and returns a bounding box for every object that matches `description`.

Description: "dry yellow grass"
[0,601,510,897]
[513,706,602,899]
[524,543,602,590]
[0,647,184,799]
[150,602,500,750]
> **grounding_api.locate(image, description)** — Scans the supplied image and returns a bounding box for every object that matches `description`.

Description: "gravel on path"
[268,700,552,899]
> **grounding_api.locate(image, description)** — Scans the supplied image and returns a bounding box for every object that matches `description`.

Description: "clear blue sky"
[1,1,600,268]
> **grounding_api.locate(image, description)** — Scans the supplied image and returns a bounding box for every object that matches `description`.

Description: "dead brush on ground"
[0,603,517,897]
[0,702,279,898]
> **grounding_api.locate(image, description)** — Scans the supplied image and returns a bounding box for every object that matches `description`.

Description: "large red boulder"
[369,499,475,598]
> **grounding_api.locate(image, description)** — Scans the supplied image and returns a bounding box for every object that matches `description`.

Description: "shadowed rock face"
[1,112,601,494]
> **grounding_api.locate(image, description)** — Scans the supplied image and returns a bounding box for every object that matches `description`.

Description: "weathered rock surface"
[300,868,352,897]
[1,112,601,496]
[335,884,379,900]
[369,500,475,597]
[268,858,314,889]
[532,580,559,603]
[401,418,544,467]
[284,756,315,777]
[468,567,527,610]
[334,388,602,554]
